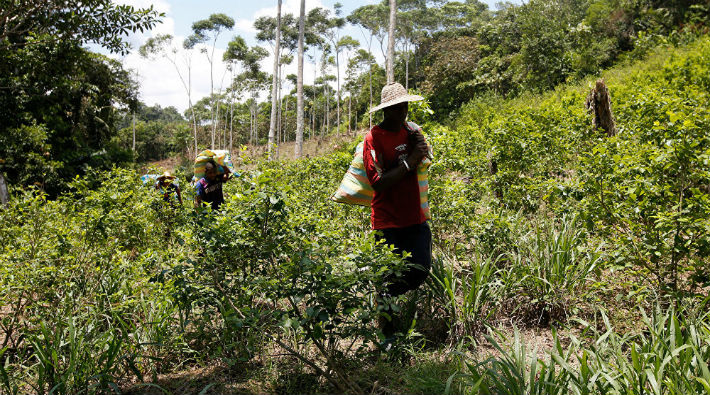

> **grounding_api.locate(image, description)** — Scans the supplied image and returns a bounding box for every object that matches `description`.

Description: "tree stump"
[585,79,617,137]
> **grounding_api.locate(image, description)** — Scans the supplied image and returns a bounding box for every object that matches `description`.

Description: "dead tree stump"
[585,79,617,137]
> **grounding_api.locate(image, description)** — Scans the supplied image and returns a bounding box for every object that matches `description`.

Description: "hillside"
[1,36,710,395]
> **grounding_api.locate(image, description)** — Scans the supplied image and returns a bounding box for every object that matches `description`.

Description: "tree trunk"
[254,99,259,143]
[253,101,259,145]
[215,92,221,148]
[313,46,318,136]
[186,60,198,157]
[311,97,315,137]
[249,102,254,145]
[405,47,409,90]
[387,0,396,84]
[267,0,282,160]
[132,112,136,152]
[276,63,282,159]
[325,82,329,135]
[186,61,198,157]
[0,171,9,206]
[336,49,341,134]
[191,103,198,156]
[282,92,286,144]
[229,65,234,153]
[210,44,216,149]
[277,104,281,155]
[295,0,305,159]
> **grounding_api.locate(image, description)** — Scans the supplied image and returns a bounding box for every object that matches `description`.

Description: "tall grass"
[508,215,601,323]
[450,302,710,395]
[429,254,503,340]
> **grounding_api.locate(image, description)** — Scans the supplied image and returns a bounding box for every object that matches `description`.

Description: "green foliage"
[114,120,190,162]
[0,0,162,194]
[0,39,142,195]
[0,169,180,393]
[0,124,62,190]
[410,0,710,120]
[3,27,710,395]
[579,39,710,295]
[0,0,162,55]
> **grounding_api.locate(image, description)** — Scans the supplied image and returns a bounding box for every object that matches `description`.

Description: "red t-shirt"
[362,124,426,229]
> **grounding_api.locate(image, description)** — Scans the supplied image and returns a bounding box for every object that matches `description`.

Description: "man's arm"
[176,185,183,205]
[371,131,428,193]
[194,183,202,208]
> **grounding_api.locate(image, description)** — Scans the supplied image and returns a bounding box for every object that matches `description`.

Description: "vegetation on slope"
[1,34,709,394]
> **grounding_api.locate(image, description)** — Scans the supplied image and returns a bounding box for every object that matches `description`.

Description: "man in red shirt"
[363,82,431,340]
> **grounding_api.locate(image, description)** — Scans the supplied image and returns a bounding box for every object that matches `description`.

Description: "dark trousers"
[376,221,432,297]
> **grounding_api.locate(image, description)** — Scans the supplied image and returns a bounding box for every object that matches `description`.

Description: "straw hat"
[157,171,175,181]
[369,82,423,113]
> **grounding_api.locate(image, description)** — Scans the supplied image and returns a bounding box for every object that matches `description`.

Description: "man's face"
[383,102,408,124]
[205,166,217,181]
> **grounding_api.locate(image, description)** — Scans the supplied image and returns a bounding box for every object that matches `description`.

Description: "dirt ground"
[118,324,570,395]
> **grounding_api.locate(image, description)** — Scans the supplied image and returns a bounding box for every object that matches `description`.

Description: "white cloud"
[234,19,257,34]
[124,40,233,113]
[113,0,171,13]
[252,0,328,20]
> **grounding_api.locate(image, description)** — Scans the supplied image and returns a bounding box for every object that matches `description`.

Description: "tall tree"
[295,0,306,158]
[255,4,298,157]
[187,13,234,149]
[387,0,397,83]
[348,4,387,125]
[345,49,374,132]
[0,171,8,206]
[223,36,249,153]
[318,45,335,135]
[394,0,437,90]
[269,0,282,159]
[305,8,330,136]
[322,4,346,132]
[139,34,199,156]
[235,47,269,145]
[335,35,359,131]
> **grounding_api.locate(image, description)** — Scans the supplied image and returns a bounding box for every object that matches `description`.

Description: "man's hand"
[407,130,428,168]
[221,165,231,182]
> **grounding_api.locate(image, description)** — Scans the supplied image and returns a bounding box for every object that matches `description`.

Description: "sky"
[107,0,516,113]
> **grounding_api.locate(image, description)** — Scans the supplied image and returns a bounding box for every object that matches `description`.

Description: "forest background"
[5,0,706,194]
[1,0,710,394]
